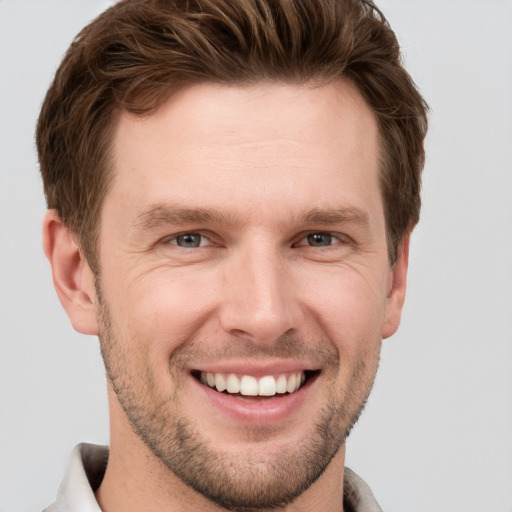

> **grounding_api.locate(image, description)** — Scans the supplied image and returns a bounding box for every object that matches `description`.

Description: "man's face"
[92,81,406,509]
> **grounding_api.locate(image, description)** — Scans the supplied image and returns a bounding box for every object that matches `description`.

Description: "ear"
[382,234,410,340]
[42,210,99,335]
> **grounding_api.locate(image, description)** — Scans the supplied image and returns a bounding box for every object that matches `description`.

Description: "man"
[38,0,428,510]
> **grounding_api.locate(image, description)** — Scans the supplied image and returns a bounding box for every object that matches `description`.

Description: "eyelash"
[163,231,350,249]
[164,232,212,249]
[294,232,349,248]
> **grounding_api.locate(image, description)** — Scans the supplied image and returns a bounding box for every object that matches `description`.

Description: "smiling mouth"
[192,370,319,397]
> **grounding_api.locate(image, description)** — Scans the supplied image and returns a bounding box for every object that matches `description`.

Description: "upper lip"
[189,360,319,377]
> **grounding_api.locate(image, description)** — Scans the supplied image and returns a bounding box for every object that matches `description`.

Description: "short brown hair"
[37,0,428,272]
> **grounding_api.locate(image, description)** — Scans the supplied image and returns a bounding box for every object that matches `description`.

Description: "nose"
[218,245,301,346]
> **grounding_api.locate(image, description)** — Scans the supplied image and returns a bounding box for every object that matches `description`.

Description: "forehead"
[107,80,381,225]
[114,80,379,156]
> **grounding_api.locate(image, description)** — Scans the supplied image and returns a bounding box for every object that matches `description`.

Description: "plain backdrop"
[1,1,511,511]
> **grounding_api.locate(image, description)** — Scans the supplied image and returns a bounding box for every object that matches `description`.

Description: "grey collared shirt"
[44,443,383,512]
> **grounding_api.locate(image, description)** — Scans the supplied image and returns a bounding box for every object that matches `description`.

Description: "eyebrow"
[297,207,370,228]
[134,204,248,230]
[134,203,370,231]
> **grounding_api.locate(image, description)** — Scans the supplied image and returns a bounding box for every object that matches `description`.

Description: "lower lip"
[192,374,317,424]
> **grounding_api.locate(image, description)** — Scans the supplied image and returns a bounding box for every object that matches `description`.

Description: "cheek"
[106,267,218,357]
[300,266,388,352]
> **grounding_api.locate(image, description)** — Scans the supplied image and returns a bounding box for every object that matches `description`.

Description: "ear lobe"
[382,234,410,340]
[42,210,99,335]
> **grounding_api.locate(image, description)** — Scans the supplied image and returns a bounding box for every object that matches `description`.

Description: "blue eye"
[305,233,334,247]
[172,233,205,248]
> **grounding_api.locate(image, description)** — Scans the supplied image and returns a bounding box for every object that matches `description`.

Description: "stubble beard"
[96,292,380,511]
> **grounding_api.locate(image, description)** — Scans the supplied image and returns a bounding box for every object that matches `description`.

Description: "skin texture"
[43,80,409,512]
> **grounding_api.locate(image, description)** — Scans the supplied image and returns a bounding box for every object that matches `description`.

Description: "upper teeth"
[200,371,305,396]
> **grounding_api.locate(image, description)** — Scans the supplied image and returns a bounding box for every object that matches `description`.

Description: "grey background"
[1,1,511,511]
